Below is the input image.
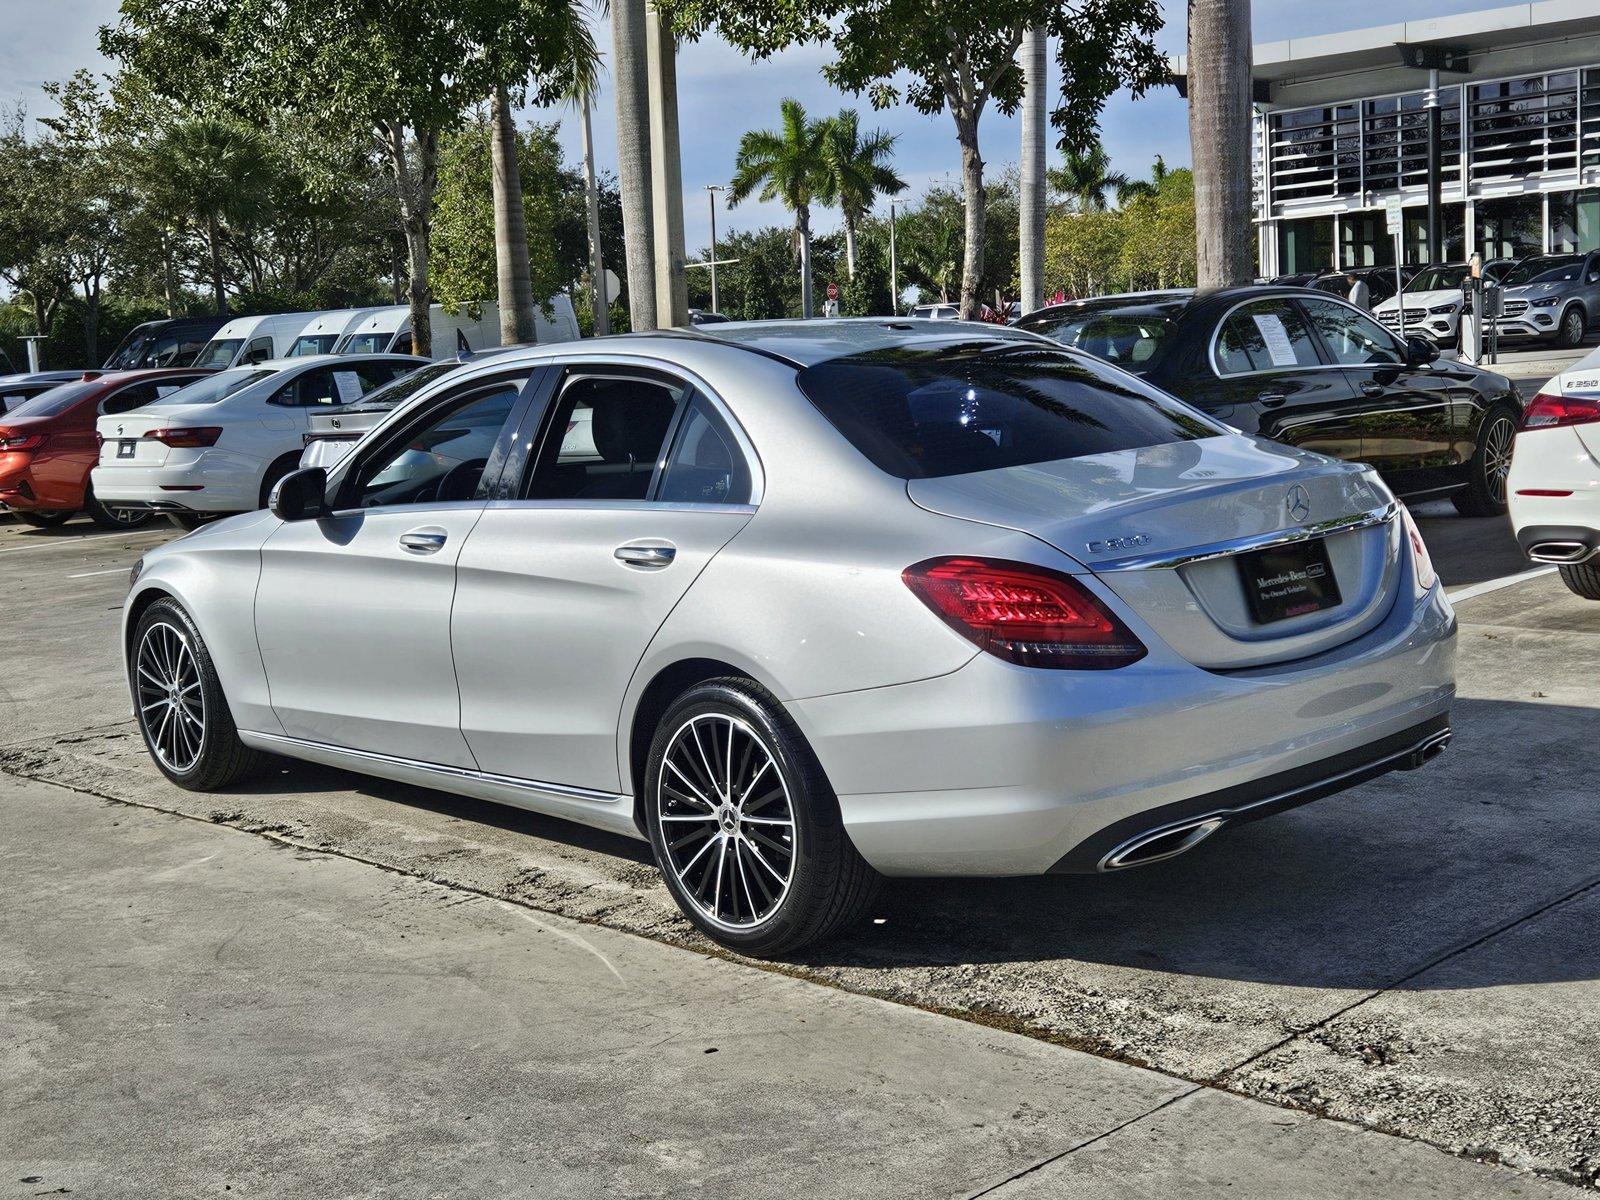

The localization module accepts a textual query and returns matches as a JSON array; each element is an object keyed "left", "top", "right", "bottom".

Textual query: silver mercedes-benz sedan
[{"left": 122, "top": 320, "right": 1457, "bottom": 954}]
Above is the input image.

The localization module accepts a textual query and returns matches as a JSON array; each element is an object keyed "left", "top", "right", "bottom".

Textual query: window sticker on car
[
  {"left": 1252, "top": 314, "right": 1299, "bottom": 368},
  {"left": 332, "top": 371, "right": 363, "bottom": 404}
]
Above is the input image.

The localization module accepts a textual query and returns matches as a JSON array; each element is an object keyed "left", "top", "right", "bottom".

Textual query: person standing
[{"left": 1346, "top": 272, "right": 1372, "bottom": 311}]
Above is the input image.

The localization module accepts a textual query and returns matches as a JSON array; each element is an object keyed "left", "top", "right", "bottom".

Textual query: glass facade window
[
  {"left": 1279, "top": 216, "right": 1334, "bottom": 273},
  {"left": 1340, "top": 212, "right": 1395, "bottom": 268},
  {"left": 1476, "top": 194, "right": 1544, "bottom": 259},
  {"left": 1550, "top": 189, "right": 1600, "bottom": 254},
  {"left": 1269, "top": 105, "right": 1361, "bottom": 204},
  {"left": 1402, "top": 204, "right": 1465, "bottom": 264},
  {"left": 1469, "top": 73, "right": 1580, "bottom": 185}
]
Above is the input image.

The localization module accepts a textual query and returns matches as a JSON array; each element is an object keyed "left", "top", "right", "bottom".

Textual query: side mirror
[
  {"left": 270, "top": 467, "right": 329, "bottom": 521},
  {"left": 1405, "top": 335, "right": 1439, "bottom": 366}
]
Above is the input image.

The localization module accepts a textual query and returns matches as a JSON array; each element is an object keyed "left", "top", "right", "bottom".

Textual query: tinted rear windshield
[
  {"left": 1014, "top": 312, "right": 1172, "bottom": 369},
  {"left": 795, "top": 344, "right": 1221, "bottom": 480},
  {"left": 5, "top": 382, "right": 98, "bottom": 419}
]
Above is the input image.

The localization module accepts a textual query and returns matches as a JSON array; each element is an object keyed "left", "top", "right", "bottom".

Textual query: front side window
[
  {"left": 1300, "top": 298, "right": 1404, "bottom": 366},
  {"left": 1214, "top": 300, "right": 1322, "bottom": 375},
  {"left": 658, "top": 395, "right": 751, "bottom": 505},
  {"left": 243, "top": 337, "right": 275, "bottom": 365},
  {"left": 352, "top": 378, "right": 525, "bottom": 509},
  {"left": 796, "top": 343, "right": 1221, "bottom": 481},
  {"left": 525, "top": 375, "right": 686, "bottom": 501}
]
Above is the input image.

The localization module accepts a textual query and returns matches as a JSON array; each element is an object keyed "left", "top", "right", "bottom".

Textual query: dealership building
[{"left": 1239, "top": 2, "right": 1600, "bottom": 276}]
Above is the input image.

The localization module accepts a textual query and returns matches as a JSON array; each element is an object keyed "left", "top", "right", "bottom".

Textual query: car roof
[
  {"left": 254, "top": 353, "right": 427, "bottom": 370},
  {"left": 680, "top": 318, "right": 1048, "bottom": 367}
]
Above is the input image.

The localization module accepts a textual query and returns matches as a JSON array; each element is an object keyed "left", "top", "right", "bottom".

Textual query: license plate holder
[
  {"left": 117, "top": 440, "right": 136, "bottom": 459},
  {"left": 1237, "top": 538, "right": 1342, "bottom": 624}
]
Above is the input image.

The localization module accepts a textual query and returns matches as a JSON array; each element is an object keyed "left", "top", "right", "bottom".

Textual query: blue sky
[{"left": 6, "top": 0, "right": 1504, "bottom": 253}]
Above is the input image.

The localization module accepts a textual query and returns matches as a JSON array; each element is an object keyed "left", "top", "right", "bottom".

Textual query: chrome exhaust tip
[
  {"left": 1527, "top": 541, "right": 1593, "bottom": 564},
  {"left": 1099, "top": 816, "right": 1227, "bottom": 872},
  {"left": 1399, "top": 728, "right": 1452, "bottom": 771}
]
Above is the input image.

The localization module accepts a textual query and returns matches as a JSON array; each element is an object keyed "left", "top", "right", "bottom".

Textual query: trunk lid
[
  {"left": 94, "top": 404, "right": 217, "bottom": 468},
  {"left": 908, "top": 434, "right": 1402, "bottom": 669}
]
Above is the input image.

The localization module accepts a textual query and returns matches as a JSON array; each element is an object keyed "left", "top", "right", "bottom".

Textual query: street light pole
[
  {"left": 888, "top": 200, "right": 898, "bottom": 316},
  {"left": 706, "top": 184, "right": 726, "bottom": 314}
]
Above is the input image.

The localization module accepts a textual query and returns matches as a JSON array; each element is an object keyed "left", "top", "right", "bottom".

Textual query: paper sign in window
[
  {"left": 332, "top": 371, "right": 364, "bottom": 404},
  {"left": 1251, "top": 314, "right": 1300, "bottom": 368}
]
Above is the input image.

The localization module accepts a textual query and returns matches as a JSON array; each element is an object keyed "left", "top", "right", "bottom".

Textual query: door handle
[
  {"left": 1360, "top": 381, "right": 1385, "bottom": 397},
  {"left": 1257, "top": 392, "right": 1288, "bottom": 408},
  {"left": 399, "top": 529, "right": 448, "bottom": 554},
  {"left": 615, "top": 544, "right": 676, "bottom": 568}
]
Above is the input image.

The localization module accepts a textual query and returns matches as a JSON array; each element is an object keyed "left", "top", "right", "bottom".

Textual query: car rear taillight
[
  {"left": 1399, "top": 505, "right": 1437, "bottom": 591},
  {"left": 1522, "top": 391, "right": 1600, "bottom": 430},
  {"left": 144, "top": 427, "right": 223, "bottom": 448},
  {"left": 0, "top": 433, "right": 44, "bottom": 452},
  {"left": 902, "top": 557, "right": 1147, "bottom": 669}
]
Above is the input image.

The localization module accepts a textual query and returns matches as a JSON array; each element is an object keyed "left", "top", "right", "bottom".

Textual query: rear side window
[
  {"left": 658, "top": 395, "right": 751, "bottom": 505},
  {"left": 795, "top": 344, "right": 1221, "bottom": 481},
  {"left": 1214, "top": 300, "right": 1322, "bottom": 375}
]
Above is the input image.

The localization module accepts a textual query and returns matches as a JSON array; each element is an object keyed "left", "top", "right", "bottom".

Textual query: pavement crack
[{"left": 961, "top": 1085, "right": 1204, "bottom": 1198}]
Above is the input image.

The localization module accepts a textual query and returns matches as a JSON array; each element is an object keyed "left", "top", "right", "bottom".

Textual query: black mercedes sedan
[{"left": 1015, "top": 286, "right": 1523, "bottom": 516}]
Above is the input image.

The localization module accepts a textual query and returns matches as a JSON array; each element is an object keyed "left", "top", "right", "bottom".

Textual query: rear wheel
[
  {"left": 14, "top": 511, "right": 74, "bottom": 529},
  {"left": 86, "top": 485, "right": 152, "bottom": 530},
  {"left": 1557, "top": 305, "right": 1587, "bottom": 349},
  {"left": 1452, "top": 405, "right": 1517, "bottom": 517},
  {"left": 130, "top": 598, "right": 262, "bottom": 790},
  {"left": 167, "top": 513, "right": 209, "bottom": 531},
  {"left": 1558, "top": 562, "right": 1600, "bottom": 600},
  {"left": 644, "top": 678, "right": 879, "bottom": 957}
]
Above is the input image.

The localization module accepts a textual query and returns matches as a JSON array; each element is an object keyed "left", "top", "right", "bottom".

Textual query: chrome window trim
[
  {"left": 1092, "top": 500, "right": 1399, "bottom": 572},
  {"left": 242, "top": 730, "right": 623, "bottom": 804},
  {"left": 1207, "top": 295, "right": 1332, "bottom": 379}
]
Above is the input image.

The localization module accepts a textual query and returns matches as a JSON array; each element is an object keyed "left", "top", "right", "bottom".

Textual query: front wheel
[
  {"left": 1559, "top": 562, "right": 1600, "bottom": 600},
  {"left": 130, "top": 598, "right": 262, "bottom": 790},
  {"left": 1452, "top": 405, "right": 1517, "bottom": 517},
  {"left": 1557, "top": 305, "right": 1587, "bottom": 349},
  {"left": 644, "top": 678, "right": 879, "bottom": 957}
]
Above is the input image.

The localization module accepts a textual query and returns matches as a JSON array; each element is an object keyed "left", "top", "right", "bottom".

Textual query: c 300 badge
[{"left": 1087, "top": 532, "right": 1152, "bottom": 554}]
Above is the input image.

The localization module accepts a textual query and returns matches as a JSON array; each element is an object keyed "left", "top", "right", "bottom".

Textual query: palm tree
[
  {"left": 1188, "top": 0, "right": 1253, "bottom": 288},
  {"left": 1018, "top": 29, "right": 1047, "bottom": 313},
  {"left": 1047, "top": 143, "right": 1128, "bottom": 214},
  {"left": 818, "top": 109, "right": 905, "bottom": 279},
  {"left": 903, "top": 208, "right": 963, "bottom": 303},
  {"left": 490, "top": 84, "right": 536, "bottom": 345},
  {"left": 729, "top": 98, "right": 829, "bottom": 318},
  {"left": 144, "top": 118, "right": 273, "bottom": 315},
  {"left": 612, "top": 0, "right": 656, "bottom": 330}
]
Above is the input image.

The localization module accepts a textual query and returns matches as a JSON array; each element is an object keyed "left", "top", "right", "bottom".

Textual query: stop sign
[{"left": 826, "top": 282, "right": 839, "bottom": 301}]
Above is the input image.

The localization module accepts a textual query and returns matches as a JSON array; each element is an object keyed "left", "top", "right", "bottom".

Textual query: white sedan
[
  {"left": 91, "top": 354, "right": 424, "bottom": 528},
  {"left": 1508, "top": 349, "right": 1600, "bottom": 599}
]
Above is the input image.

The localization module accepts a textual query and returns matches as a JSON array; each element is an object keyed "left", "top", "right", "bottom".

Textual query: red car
[{"left": 0, "top": 368, "right": 212, "bottom": 529}]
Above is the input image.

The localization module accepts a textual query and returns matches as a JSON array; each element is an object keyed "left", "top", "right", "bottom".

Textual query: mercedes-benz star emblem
[{"left": 1287, "top": 484, "right": 1312, "bottom": 523}]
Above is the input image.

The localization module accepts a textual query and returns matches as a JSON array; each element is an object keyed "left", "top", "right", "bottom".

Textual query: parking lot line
[
  {"left": 1446, "top": 566, "right": 1558, "bottom": 604},
  {"left": 0, "top": 531, "right": 161, "bottom": 556},
  {"left": 67, "top": 567, "right": 131, "bottom": 579}
]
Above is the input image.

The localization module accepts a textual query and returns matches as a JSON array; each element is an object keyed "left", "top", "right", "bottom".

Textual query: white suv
[
  {"left": 91, "top": 354, "right": 424, "bottom": 528},
  {"left": 1507, "top": 347, "right": 1600, "bottom": 599}
]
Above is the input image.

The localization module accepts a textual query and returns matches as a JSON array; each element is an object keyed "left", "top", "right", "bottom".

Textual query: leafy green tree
[
  {"left": 818, "top": 109, "right": 904, "bottom": 278},
  {"left": 1044, "top": 208, "right": 1125, "bottom": 298},
  {"left": 729, "top": 98, "right": 830, "bottom": 319},
  {"left": 663, "top": 0, "right": 1168, "bottom": 320},
  {"left": 103, "top": 0, "right": 593, "bottom": 355},
  {"left": 842, "top": 224, "right": 893, "bottom": 315}
]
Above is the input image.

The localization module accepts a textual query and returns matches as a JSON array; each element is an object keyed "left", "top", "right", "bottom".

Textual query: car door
[
  {"left": 451, "top": 364, "right": 758, "bottom": 793},
  {"left": 253, "top": 368, "right": 538, "bottom": 765},
  {"left": 1298, "top": 295, "right": 1456, "bottom": 496},
  {"left": 1186, "top": 296, "right": 1364, "bottom": 458}
]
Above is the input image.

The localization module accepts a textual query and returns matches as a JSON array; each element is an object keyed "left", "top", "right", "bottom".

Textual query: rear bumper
[
  {"left": 788, "top": 571, "right": 1456, "bottom": 878},
  {"left": 90, "top": 452, "right": 258, "bottom": 513}
]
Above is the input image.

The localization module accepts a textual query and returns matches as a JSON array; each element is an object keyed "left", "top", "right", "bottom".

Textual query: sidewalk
[{"left": 1, "top": 774, "right": 1567, "bottom": 1199}]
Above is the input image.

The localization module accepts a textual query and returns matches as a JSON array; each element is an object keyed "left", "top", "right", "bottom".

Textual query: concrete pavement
[{"left": 0, "top": 774, "right": 1569, "bottom": 1199}]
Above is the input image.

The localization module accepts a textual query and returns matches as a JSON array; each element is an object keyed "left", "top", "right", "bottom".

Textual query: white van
[
  {"left": 285, "top": 308, "right": 394, "bottom": 357},
  {"left": 192, "top": 312, "right": 334, "bottom": 369},
  {"left": 334, "top": 297, "right": 581, "bottom": 358}
]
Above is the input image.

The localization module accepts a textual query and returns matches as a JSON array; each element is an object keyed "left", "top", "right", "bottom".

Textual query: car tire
[
  {"left": 258, "top": 454, "right": 302, "bottom": 510},
  {"left": 1452, "top": 404, "right": 1517, "bottom": 517},
  {"left": 644, "top": 677, "right": 879, "bottom": 957},
  {"left": 168, "top": 513, "right": 209, "bottom": 531},
  {"left": 86, "top": 485, "right": 152, "bottom": 530},
  {"left": 1557, "top": 305, "right": 1586, "bottom": 349},
  {"left": 1558, "top": 562, "right": 1600, "bottom": 601},
  {"left": 13, "top": 511, "right": 75, "bottom": 529},
  {"left": 130, "top": 597, "right": 263, "bottom": 790}
]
